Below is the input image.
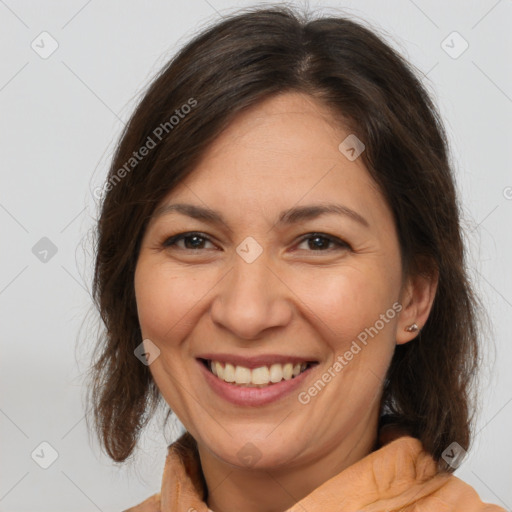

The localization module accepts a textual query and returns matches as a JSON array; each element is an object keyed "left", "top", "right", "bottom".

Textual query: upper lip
[{"left": 197, "top": 353, "right": 319, "bottom": 369}]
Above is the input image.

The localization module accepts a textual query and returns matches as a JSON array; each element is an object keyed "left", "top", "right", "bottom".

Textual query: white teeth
[
  {"left": 252, "top": 366, "right": 270, "bottom": 385},
  {"left": 282, "top": 363, "right": 293, "bottom": 380},
  {"left": 207, "top": 360, "right": 311, "bottom": 386},
  {"left": 214, "top": 361, "right": 224, "bottom": 379},
  {"left": 269, "top": 363, "right": 283, "bottom": 383},
  {"left": 223, "top": 363, "right": 236, "bottom": 382},
  {"left": 234, "top": 365, "right": 251, "bottom": 384}
]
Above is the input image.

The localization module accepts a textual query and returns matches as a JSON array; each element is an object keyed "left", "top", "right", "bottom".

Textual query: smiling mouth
[{"left": 199, "top": 358, "right": 318, "bottom": 388}]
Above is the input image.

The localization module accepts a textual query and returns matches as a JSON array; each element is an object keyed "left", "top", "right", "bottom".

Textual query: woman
[{"left": 86, "top": 5, "right": 506, "bottom": 511}]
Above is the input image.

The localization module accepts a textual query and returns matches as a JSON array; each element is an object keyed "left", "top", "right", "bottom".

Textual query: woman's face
[{"left": 135, "top": 91, "right": 416, "bottom": 470}]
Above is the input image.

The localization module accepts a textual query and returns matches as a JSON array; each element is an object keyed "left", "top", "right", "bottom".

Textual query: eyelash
[{"left": 161, "top": 231, "right": 351, "bottom": 253}]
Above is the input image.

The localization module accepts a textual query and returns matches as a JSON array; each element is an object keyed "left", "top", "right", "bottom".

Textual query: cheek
[
  {"left": 134, "top": 260, "right": 205, "bottom": 342},
  {"left": 296, "top": 266, "right": 397, "bottom": 340}
]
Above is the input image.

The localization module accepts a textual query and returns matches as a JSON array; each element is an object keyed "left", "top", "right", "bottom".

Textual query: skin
[{"left": 134, "top": 91, "right": 438, "bottom": 512}]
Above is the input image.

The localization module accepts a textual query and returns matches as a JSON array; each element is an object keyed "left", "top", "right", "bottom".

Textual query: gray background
[{"left": 0, "top": 0, "right": 511, "bottom": 510}]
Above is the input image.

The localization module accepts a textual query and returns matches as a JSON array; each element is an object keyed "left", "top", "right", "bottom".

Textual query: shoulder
[
  {"left": 122, "top": 492, "right": 161, "bottom": 512},
  {"left": 368, "top": 434, "right": 507, "bottom": 511},
  {"left": 425, "top": 474, "right": 507, "bottom": 512}
]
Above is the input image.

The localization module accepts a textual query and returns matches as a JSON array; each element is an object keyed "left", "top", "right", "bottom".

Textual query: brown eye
[
  {"left": 295, "top": 233, "right": 351, "bottom": 252},
  {"left": 163, "top": 232, "right": 215, "bottom": 250}
]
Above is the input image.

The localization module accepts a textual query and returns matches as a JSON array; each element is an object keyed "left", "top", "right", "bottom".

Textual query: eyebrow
[{"left": 152, "top": 202, "right": 370, "bottom": 230}]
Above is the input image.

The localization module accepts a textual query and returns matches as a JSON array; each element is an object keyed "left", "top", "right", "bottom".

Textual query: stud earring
[{"left": 404, "top": 323, "right": 419, "bottom": 332}]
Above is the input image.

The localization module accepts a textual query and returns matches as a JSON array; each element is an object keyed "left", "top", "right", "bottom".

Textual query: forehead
[
  {"left": 159, "top": 92, "right": 388, "bottom": 230},
  {"left": 197, "top": 92, "right": 358, "bottom": 174}
]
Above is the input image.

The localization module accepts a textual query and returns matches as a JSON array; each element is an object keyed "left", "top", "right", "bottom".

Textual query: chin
[{"left": 205, "top": 433, "right": 308, "bottom": 471}]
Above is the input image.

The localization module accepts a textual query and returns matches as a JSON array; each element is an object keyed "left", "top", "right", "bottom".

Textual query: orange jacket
[{"left": 124, "top": 431, "right": 506, "bottom": 512}]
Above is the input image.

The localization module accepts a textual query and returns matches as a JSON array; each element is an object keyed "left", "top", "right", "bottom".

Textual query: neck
[{"left": 197, "top": 415, "right": 379, "bottom": 512}]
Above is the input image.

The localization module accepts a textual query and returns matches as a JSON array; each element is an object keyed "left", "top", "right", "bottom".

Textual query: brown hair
[{"left": 85, "top": 4, "right": 481, "bottom": 471}]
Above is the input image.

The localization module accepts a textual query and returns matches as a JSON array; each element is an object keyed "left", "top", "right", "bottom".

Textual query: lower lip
[{"left": 197, "top": 359, "right": 316, "bottom": 407}]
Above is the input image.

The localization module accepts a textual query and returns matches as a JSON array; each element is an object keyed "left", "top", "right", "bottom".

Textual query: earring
[{"left": 404, "top": 323, "right": 419, "bottom": 333}]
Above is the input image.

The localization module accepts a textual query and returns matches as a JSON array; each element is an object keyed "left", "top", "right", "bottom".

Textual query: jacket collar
[
  {"left": 155, "top": 428, "right": 503, "bottom": 512},
  {"left": 159, "top": 428, "right": 437, "bottom": 512}
]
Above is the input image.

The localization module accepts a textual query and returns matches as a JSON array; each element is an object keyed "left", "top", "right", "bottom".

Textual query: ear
[{"left": 395, "top": 266, "right": 439, "bottom": 345}]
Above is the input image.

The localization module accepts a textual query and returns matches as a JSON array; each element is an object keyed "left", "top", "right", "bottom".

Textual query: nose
[{"left": 210, "top": 253, "right": 293, "bottom": 340}]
